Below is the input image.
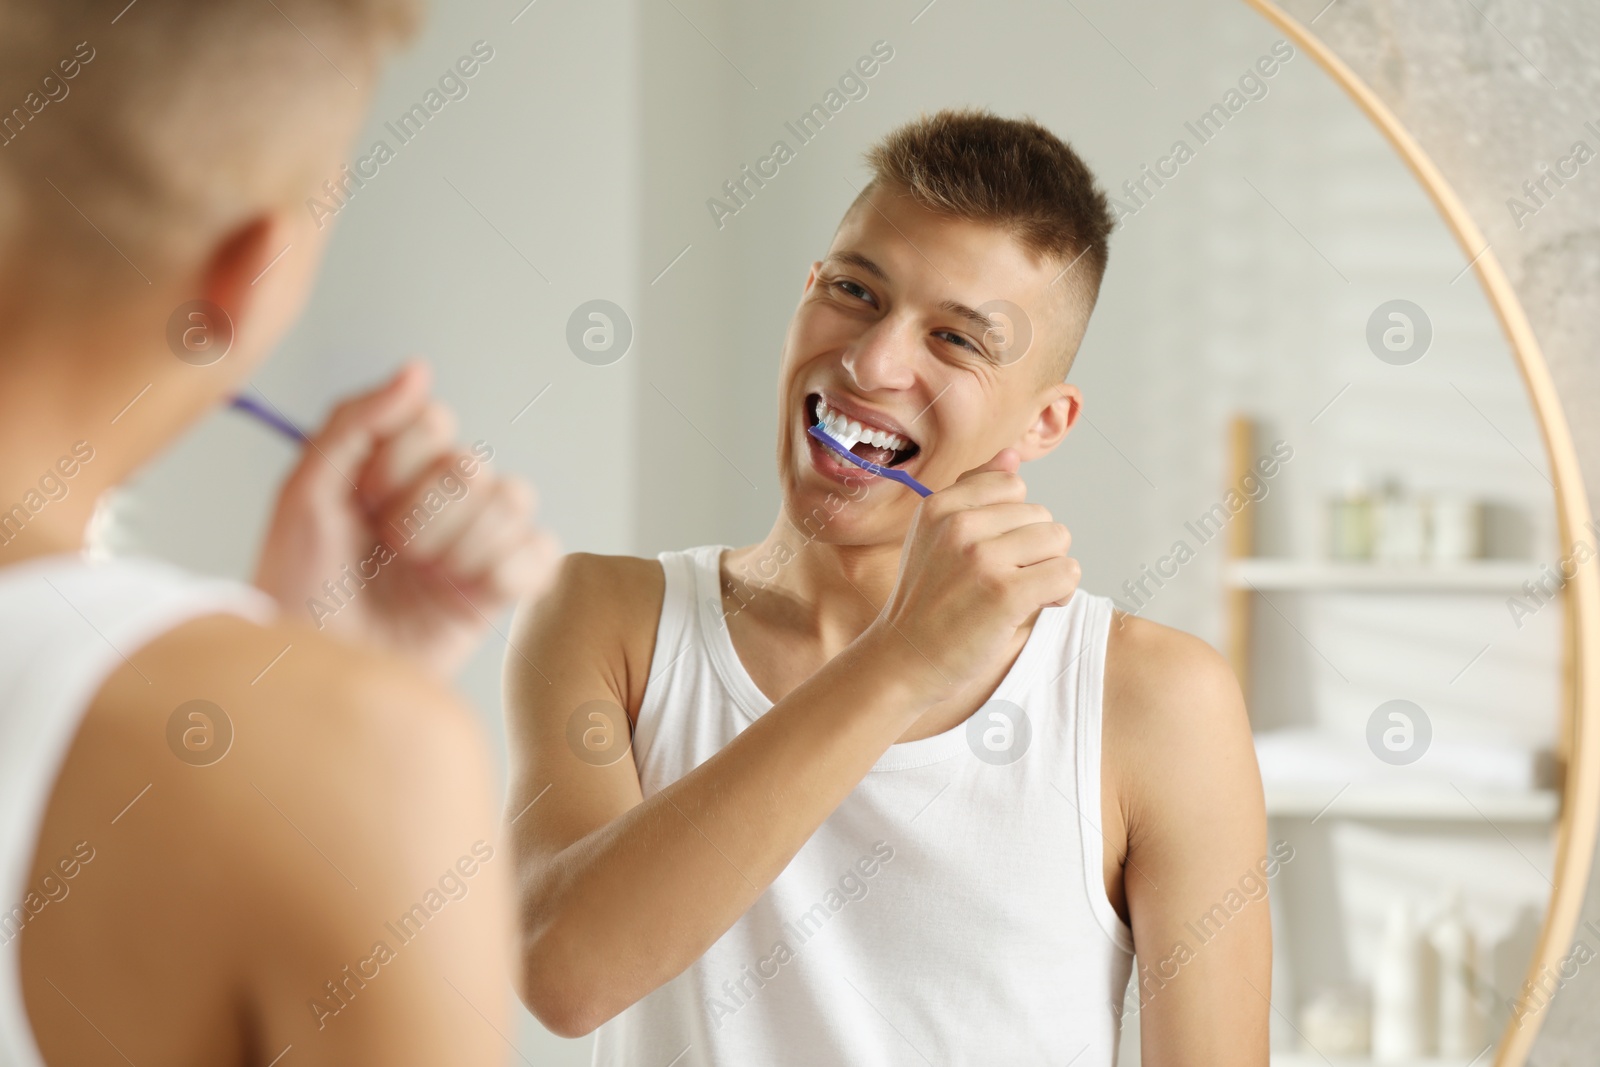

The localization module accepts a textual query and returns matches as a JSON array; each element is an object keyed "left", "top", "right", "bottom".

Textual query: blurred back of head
[{"left": 0, "top": 0, "right": 421, "bottom": 298}]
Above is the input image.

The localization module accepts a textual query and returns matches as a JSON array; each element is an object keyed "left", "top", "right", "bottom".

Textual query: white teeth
[{"left": 813, "top": 397, "right": 912, "bottom": 454}]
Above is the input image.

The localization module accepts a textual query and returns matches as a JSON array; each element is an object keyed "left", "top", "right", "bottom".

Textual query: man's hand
[
  {"left": 253, "top": 360, "right": 560, "bottom": 679},
  {"left": 870, "top": 447, "right": 1080, "bottom": 699}
]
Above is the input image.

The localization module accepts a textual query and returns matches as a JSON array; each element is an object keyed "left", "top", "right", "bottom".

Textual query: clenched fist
[{"left": 870, "top": 448, "right": 1079, "bottom": 700}]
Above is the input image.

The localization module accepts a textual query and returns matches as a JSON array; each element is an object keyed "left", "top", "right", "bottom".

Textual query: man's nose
[{"left": 841, "top": 317, "right": 917, "bottom": 392}]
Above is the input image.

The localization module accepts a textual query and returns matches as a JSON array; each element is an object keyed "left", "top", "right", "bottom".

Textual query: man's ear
[
  {"left": 198, "top": 215, "right": 285, "bottom": 331},
  {"left": 1015, "top": 382, "right": 1081, "bottom": 461}
]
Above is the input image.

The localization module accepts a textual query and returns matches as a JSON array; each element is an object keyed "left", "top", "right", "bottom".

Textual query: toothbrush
[
  {"left": 230, "top": 394, "right": 308, "bottom": 443},
  {"left": 808, "top": 423, "right": 932, "bottom": 497}
]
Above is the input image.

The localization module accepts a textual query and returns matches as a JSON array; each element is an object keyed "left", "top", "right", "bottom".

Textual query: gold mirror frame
[{"left": 1240, "top": 3, "right": 1600, "bottom": 1063}]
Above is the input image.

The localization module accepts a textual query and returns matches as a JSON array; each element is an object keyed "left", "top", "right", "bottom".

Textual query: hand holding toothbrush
[
  {"left": 864, "top": 448, "right": 1079, "bottom": 700},
  {"left": 251, "top": 360, "right": 560, "bottom": 680}
]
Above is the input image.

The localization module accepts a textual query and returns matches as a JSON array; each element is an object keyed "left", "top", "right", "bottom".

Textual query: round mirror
[
  {"left": 629, "top": 1, "right": 1587, "bottom": 1063},
  {"left": 90, "top": 0, "right": 1579, "bottom": 1062}
]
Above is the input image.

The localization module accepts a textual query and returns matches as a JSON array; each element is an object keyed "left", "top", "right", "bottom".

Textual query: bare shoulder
[
  {"left": 24, "top": 613, "right": 507, "bottom": 1065},
  {"left": 115, "top": 611, "right": 481, "bottom": 768},
  {"left": 1103, "top": 611, "right": 1245, "bottom": 728},
  {"left": 1102, "top": 611, "right": 1260, "bottom": 830},
  {"left": 505, "top": 551, "right": 666, "bottom": 716},
  {"left": 522, "top": 551, "right": 664, "bottom": 622},
  {"left": 45, "top": 611, "right": 495, "bottom": 871}
]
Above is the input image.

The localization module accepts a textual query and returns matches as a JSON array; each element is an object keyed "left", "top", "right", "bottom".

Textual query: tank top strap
[
  {"left": 631, "top": 545, "right": 722, "bottom": 769},
  {"left": 1053, "top": 591, "right": 1132, "bottom": 952}
]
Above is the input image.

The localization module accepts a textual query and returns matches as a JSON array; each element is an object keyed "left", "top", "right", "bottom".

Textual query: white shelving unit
[
  {"left": 1217, "top": 415, "right": 1565, "bottom": 1066},
  {"left": 1231, "top": 548, "right": 1560, "bottom": 831}
]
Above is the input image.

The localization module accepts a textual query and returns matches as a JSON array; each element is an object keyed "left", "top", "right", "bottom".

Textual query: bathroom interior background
[{"left": 108, "top": 0, "right": 1559, "bottom": 1059}]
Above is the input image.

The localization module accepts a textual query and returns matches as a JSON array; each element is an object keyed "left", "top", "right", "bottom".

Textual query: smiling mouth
[{"left": 806, "top": 393, "right": 921, "bottom": 469}]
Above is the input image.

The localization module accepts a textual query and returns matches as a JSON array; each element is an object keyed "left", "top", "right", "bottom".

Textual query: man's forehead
[{"left": 828, "top": 196, "right": 1054, "bottom": 296}]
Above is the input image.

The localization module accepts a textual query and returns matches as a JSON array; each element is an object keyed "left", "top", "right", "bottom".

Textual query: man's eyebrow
[
  {"left": 824, "top": 250, "right": 890, "bottom": 282},
  {"left": 939, "top": 299, "right": 998, "bottom": 340},
  {"left": 827, "top": 251, "right": 999, "bottom": 345}
]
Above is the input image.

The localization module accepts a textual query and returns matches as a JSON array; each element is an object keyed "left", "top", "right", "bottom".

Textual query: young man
[
  {"left": 506, "top": 110, "right": 1270, "bottom": 1064},
  {"left": 0, "top": 2, "right": 557, "bottom": 1064}
]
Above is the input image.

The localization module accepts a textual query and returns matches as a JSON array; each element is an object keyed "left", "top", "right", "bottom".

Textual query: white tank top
[
  {"left": 594, "top": 544, "right": 1134, "bottom": 1066},
  {"left": 0, "top": 552, "right": 274, "bottom": 1067}
]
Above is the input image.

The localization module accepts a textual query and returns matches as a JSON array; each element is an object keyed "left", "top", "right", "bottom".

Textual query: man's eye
[
  {"left": 832, "top": 279, "right": 871, "bottom": 302},
  {"left": 936, "top": 330, "right": 977, "bottom": 352}
]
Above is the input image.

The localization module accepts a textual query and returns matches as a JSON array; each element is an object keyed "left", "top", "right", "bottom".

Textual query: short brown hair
[
  {"left": 857, "top": 108, "right": 1113, "bottom": 380},
  {"left": 0, "top": 0, "right": 422, "bottom": 285}
]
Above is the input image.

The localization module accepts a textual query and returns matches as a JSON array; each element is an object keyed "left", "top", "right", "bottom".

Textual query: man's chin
[{"left": 781, "top": 480, "right": 906, "bottom": 544}]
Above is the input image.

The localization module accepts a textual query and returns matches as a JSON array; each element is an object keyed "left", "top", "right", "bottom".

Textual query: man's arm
[
  {"left": 504, "top": 451, "right": 1082, "bottom": 1037},
  {"left": 503, "top": 551, "right": 945, "bottom": 1037},
  {"left": 1103, "top": 615, "right": 1272, "bottom": 1065},
  {"left": 21, "top": 616, "right": 514, "bottom": 1066}
]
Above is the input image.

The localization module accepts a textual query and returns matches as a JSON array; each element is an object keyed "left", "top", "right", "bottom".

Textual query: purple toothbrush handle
[
  {"left": 229, "top": 394, "right": 308, "bottom": 443},
  {"left": 808, "top": 424, "right": 932, "bottom": 497}
]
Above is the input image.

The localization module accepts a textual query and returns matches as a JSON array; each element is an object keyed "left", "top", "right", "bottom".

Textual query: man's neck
[
  {"left": 720, "top": 509, "right": 1042, "bottom": 744},
  {"left": 0, "top": 323, "right": 183, "bottom": 566},
  {"left": 722, "top": 512, "right": 908, "bottom": 658}
]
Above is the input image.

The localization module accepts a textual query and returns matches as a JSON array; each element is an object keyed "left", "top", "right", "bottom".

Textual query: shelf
[
  {"left": 1265, "top": 781, "right": 1559, "bottom": 822},
  {"left": 1225, "top": 558, "right": 1545, "bottom": 592},
  {"left": 1273, "top": 1055, "right": 1469, "bottom": 1067}
]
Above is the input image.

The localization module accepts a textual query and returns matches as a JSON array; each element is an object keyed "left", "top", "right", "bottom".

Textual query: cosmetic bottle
[
  {"left": 1432, "top": 892, "right": 1483, "bottom": 1057},
  {"left": 1372, "top": 898, "right": 1426, "bottom": 1060},
  {"left": 1328, "top": 467, "right": 1373, "bottom": 560},
  {"left": 1373, "top": 479, "right": 1426, "bottom": 563}
]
